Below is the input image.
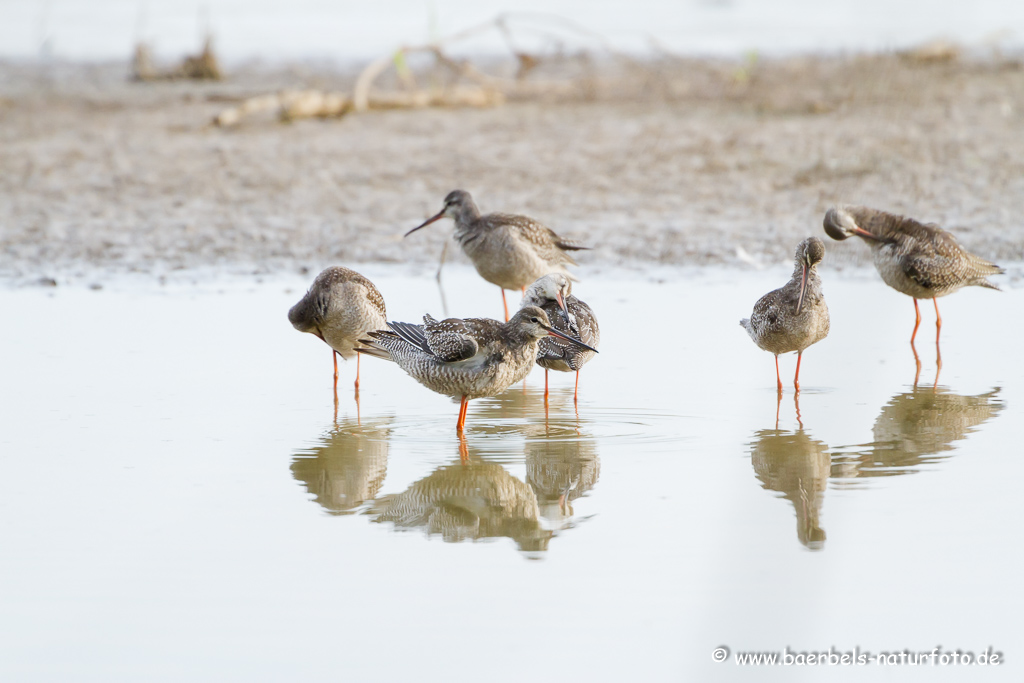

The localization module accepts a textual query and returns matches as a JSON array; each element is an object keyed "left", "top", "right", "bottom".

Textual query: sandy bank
[{"left": 2, "top": 54, "right": 1023, "bottom": 283}]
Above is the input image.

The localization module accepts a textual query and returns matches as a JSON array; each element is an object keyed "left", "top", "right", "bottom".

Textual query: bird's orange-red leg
[
  {"left": 794, "top": 351, "right": 803, "bottom": 393},
  {"left": 911, "top": 298, "right": 921, "bottom": 346},
  {"left": 544, "top": 368, "right": 549, "bottom": 402},
  {"left": 354, "top": 353, "right": 361, "bottom": 396},
  {"left": 933, "top": 297, "right": 943, "bottom": 370},
  {"left": 501, "top": 288, "right": 509, "bottom": 322},
  {"left": 574, "top": 371, "right": 580, "bottom": 403},
  {"left": 456, "top": 395, "right": 469, "bottom": 432},
  {"left": 774, "top": 355, "right": 783, "bottom": 394},
  {"left": 333, "top": 350, "right": 339, "bottom": 389}
]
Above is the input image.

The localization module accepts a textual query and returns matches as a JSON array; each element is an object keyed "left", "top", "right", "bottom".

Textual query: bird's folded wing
[{"left": 423, "top": 317, "right": 480, "bottom": 362}]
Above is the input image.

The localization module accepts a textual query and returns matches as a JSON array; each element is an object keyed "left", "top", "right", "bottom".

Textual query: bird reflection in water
[
  {"left": 292, "top": 385, "right": 599, "bottom": 553},
  {"left": 290, "top": 416, "right": 393, "bottom": 515},
  {"left": 369, "top": 459, "right": 552, "bottom": 552},
  {"left": 831, "top": 387, "right": 1003, "bottom": 481},
  {"left": 750, "top": 427, "right": 831, "bottom": 550},
  {"left": 526, "top": 434, "right": 599, "bottom": 531},
  {"left": 369, "top": 387, "right": 599, "bottom": 553}
]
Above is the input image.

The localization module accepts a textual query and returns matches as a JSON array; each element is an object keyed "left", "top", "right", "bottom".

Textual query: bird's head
[
  {"left": 522, "top": 274, "right": 572, "bottom": 325},
  {"left": 513, "top": 306, "right": 597, "bottom": 353},
  {"left": 405, "top": 190, "right": 477, "bottom": 237}
]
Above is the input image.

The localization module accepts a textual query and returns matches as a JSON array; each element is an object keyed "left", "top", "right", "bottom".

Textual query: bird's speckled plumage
[
  {"left": 357, "top": 306, "right": 569, "bottom": 400},
  {"left": 409, "top": 190, "right": 587, "bottom": 291},
  {"left": 288, "top": 266, "right": 387, "bottom": 358},
  {"left": 823, "top": 205, "right": 1003, "bottom": 299},
  {"left": 521, "top": 274, "right": 600, "bottom": 373},
  {"left": 741, "top": 237, "right": 830, "bottom": 356}
]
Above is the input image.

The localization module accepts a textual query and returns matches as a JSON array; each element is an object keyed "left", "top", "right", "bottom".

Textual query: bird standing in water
[
  {"left": 520, "top": 274, "right": 600, "bottom": 402},
  {"left": 406, "top": 190, "right": 588, "bottom": 321},
  {"left": 288, "top": 267, "right": 387, "bottom": 399},
  {"left": 823, "top": 205, "right": 1003, "bottom": 369},
  {"left": 741, "top": 237, "right": 830, "bottom": 393},
  {"left": 356, "top": 306, "right": 597, "bottom": 432}
]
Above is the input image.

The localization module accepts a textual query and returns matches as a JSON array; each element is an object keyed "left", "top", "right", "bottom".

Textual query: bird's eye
[{"left": 530, "top": 317, "right": 539, "bottom": 323}]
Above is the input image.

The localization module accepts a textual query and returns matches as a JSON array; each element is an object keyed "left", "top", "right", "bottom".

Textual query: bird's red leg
[
  {"left": 775, "top": 355, "right": 783, "bottom": 394},
  {"left": 933, "top": 297, "right": 942, "bottom": 371},
  {"left": 574, "top": 370, "right": 580, "bottom": 403},
  {"left": 911, "top": 298, "right": 921, "bottom": 346},
  {"left": 794, "top": 351, "right": 803, "bottom": 394},
  {"left": 456, "top": 395, "right": 469, "bottom": 432},
  {"left": 501, "top": 288, "right": 509, "bottom": 322},
  {"left": 775, "top": 391, "right": 782, "bottom": 430},
  {"left": 354, "top": 353, "right": 360, "bottom": 398},
  {"left": 333, "top": 350, "right": 339, "bottom": 393}
]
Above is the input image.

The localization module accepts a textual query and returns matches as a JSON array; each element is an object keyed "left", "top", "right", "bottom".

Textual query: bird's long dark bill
[
  {"left": 405, "top": 210, "right": 446, "bottom": 237},
  {"left": 796, "top": 263, "right": 808, "bottom": 315},
  {"left": 543, "top": 325, "right": 598, "bottom": 353},
  {"left": 555, "top": 291, "right": 571, "bottom": 326}
]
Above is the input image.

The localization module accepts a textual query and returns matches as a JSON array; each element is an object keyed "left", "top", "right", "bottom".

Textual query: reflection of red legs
[
  {"left": 933, "top": 297, "right": 943, "bottom": 371},
  {"left": 794, "top": 351, "right": 803, "bottom": 393},
  {"left": 456, "top": 395, "right": 469, "bottom": 432},
  {"left": 458, "top": 432, "right": 468, "bottom": 462},
  {"left": 775, "top": 390, "right": 782, "bottom": 430},
  {"left": 574, "top": 371, "right": 580, "bottom": 403},
  {"left": 774, "top": 355, "right": 783, "bottom": 394},
  {"left": 794, "top": 392, "right": 803, "bottom": 430},
  {"left": 501, "top": 288, "right": 509, "bottom": 322}
]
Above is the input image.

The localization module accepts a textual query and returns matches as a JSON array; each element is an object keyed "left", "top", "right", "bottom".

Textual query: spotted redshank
[
  {"left": 288, "top": 266, "right": 387, "bottom": 398},
  {"left": 823, "top": 205, "right": 1003, "bottom": 369},
  {"left": 741, "top": 237, "right": 830, "bottom": 393},
  {"left": 520, "top": 274, "right": 600, "bottom": 402},
  {"left": 356, "top": 306, "right": 597, "bottom": 431},
  {"left": 405, "top": 190, "right": 588, "bottom": 321}
]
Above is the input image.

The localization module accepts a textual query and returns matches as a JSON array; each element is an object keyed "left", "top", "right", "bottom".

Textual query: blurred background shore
[{"left": 2, "top": 1, "right": 1023, "bottom": 283}]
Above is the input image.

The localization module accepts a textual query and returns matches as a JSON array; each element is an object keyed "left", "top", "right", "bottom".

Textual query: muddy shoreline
[{"left": 2, "top": 54, "right": 1023, "bottom": 283}]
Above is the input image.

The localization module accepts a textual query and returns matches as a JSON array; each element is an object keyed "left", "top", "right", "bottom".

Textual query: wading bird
[
  {"left": 406, "top": 190, "right": 587, "bottom": 321},
  {"left": 288, "top": 267, "right": 387, "bottom": 398},
  {"left": 823, "top": 205, "right": 1003, "bottom": 368},
  {"left": 741, "top": 237, "right": 830, "bottom": 393},
  {"left": 520, "top": 274, "right": 600, "bottom": 402},
  {"left": 356, "top": 306, "right": 596, "bottom": 432}
]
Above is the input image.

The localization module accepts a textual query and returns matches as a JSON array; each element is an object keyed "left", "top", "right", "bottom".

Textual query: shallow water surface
[{"left": 1, "top": 265, "right": 1022, "bottom": 681}]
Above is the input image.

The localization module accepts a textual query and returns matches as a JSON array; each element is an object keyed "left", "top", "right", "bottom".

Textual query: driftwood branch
[{"left": 213, "top": 13, "right": 628, "bottom": 126}]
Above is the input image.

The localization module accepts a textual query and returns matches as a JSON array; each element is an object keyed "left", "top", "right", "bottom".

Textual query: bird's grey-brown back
[
  {"left": 288, "top": 266, "right": 387, "bottom": 358},
  {"left": 824, "top": 204, "right": 1003, "bottom": 297},
  {"left": 741, "top": 237, "right": 830, "bottom": 355},
  {"left": 358, "top": 307, "right": 560, "bottom": 399},
  {"left": 522, "top": 274, "right": 600, "bottom": 372}
]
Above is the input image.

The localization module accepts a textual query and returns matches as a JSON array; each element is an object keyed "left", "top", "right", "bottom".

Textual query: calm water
[
  {"left": 1, "top": 265, "right": 1022, "bottom": 681},
  {"left": 4, "top": 0, "right": 1024, "bottom": 61}
]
